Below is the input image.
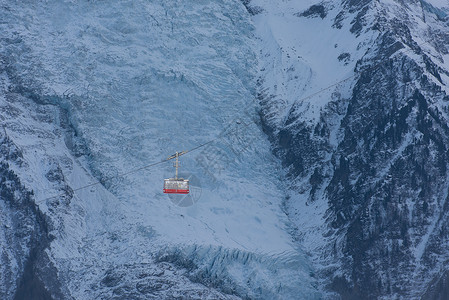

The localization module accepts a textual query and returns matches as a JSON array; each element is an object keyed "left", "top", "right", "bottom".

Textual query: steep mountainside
[
  {"left": 3, "top": 0, "right": 449, "bottom": 299},
  {"left": 0, "top": 0, "right": 319, "bottom": 299},
  {"left": 253, "top": 0, "right": 449, "bottom": 298}
]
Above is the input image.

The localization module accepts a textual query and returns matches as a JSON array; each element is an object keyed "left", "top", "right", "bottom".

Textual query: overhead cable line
[
  {"left": 37, "top": 39, "right": 431, "bottom": 203},
  {"left": 38, "top": 139, "right": 217, "bottom": 203},
  {"left": 288, "top": 39, "right": 430, "bottom": 106}
]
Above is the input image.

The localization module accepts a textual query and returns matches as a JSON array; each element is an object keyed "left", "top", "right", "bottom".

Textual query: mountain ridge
[{"left": 254, "top": 0, "right": 449, "bottom": 298}]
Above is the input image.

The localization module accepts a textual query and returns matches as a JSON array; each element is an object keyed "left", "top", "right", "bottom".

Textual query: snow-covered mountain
[
  {"left": 253, "top": 0, "right": 449, "bottom": 298},
  {"left": 2, "top": 0, "right": 449, "bottom": 299},
  {"left": 0, "top": 0, "right": 319, "bottom": 299}
]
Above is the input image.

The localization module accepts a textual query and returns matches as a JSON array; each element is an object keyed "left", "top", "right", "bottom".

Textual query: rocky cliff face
[
  {"left": 0, "top": 129, "right": 62, "bottom": 299},
  {"left": 255, "top": 0, "right": 449, "bottom": 298}
]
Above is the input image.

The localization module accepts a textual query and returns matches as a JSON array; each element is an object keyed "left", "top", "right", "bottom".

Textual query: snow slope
[
  {"left": 1, "top": 0, "right": 319, "bottom": 298},
  {"left": 253, "top": 0, "right": 378, "bottom": 125}
]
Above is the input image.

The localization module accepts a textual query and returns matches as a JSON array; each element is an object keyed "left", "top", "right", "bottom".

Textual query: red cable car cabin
[
  {"left": 163, "top": 151, "right": 190, "bottom": 194},
  {"left": 163, "top": 178, "right": 189, "bottom": 194}
]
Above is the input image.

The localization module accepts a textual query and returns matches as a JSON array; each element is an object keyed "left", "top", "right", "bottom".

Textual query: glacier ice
[{"left": 0, "top": 0, "right": 320, "bottom": 298}]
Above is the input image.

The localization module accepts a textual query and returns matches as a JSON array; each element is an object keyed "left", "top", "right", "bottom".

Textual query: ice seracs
[{"left": 0, "top": 0, "right": 321, "bottom": 299}]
